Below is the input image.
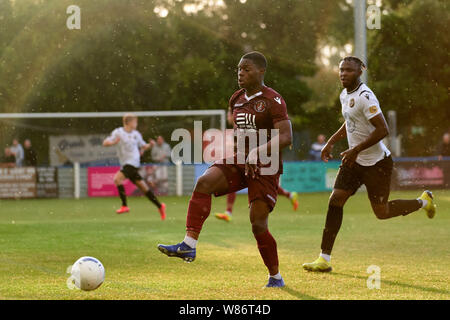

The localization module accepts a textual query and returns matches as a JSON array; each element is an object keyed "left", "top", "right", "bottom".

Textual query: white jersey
[
  {"left": 107, "top": 127, "right": 146, "bottom": 168},
  {"left": 340, "top": 83, "right": 390, "bottom": 166}
]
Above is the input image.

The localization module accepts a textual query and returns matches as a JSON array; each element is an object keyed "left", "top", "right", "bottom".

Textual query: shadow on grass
[
  {"left": 331, "top": 272, "right": 450, "bottom": 296},
  {"left": 281, "top": 286, "right": 320, "bottom": 300}
]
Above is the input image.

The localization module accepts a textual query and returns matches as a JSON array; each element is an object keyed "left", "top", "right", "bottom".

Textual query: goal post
[{"left": 0, "top": 110, "right": 227, "bottom": 132}]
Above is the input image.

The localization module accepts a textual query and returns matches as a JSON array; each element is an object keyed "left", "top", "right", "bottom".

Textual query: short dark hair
[
  {"left": 242, "top": 51, "right": 267, "bottom": 69},
  {"left": 341, "top": 56, "right": 366, "bottom": 70}
]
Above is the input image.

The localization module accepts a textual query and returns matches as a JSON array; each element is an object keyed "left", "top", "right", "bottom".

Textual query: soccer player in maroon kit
[
  {"left": 158, "top": 52, "right": 293, "bottom": 287},
  {"left": 214, "top": 111, "right": 299, "bottom": 222}
]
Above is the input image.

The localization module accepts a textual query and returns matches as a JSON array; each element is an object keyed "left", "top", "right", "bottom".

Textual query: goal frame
[{"left": 0, "top": 110, "right": 226, "bottom": 132}]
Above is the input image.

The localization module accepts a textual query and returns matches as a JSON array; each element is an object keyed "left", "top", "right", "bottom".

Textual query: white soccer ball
[{"left": 70, "top": 256, "right": 105, "bottom": 291}]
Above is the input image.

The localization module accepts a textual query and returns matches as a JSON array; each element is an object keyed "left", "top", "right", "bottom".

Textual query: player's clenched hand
[
  {"left": 245, "top": 148, "right": 259, "bottom": 179},
  {"left": 340, "top": 147, "right": 358, "bottom": 167},
  {"left": 321, "top": 143, "right": 333, "bottom": 162}
]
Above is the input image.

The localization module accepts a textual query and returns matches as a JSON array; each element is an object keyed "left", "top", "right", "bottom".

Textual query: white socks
[
  {"left": 225, "top": 210, "right": 232, "bottom": 216},
  {"left": 320, "top": 253, "right": 331, "bottom": 262},
  {"left": 418, "top": 199, "right": 428, "bottom": 208},
  {"left": 270, "top": 272, "right": 282, "bottom": 280},
  {"left": 183, "top": 235, "right": 197, "bottom": 249}
]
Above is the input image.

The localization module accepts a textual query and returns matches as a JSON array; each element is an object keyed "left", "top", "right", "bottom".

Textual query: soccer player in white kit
[
  {"left": 103, "top": 113, "right": 166, "bottom": 220},
  {"left": 302, "top": 56, "right": 436, "bottom": 272}
]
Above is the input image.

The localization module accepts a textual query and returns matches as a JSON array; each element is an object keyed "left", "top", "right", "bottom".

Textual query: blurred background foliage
[{"left": 0, "top": 0, "right": 448, "bottom": 162}]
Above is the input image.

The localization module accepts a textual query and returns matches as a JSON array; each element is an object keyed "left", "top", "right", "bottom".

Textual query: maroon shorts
[{"left": 211, "top": 160, "right": 280, "bottom": 212}]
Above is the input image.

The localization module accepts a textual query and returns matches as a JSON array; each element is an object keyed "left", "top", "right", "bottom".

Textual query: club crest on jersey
[
  {"left": 349, "top": 98, "right": 355, "bottom": 108},
  {"left": 254, "top": 100, "right": 266, "bottom": 112},
  {"left": 369, "top": 105, "right": 378, "bottom": 114}
]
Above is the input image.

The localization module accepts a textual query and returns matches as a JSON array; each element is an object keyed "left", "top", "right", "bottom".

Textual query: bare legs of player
[
  {"left": 321, "top": 188, "right": 423, "bottom": 257},
  {"left": 113, "top": 170, "right": 154, "bottom": 195},
  {"left": 114, "top": 171, "right": 128, "bottom": 208},
  {"left": 113, "top": 171, "right": 126, "bottom": 186},
  {"left": 113, "top": 170, "right": 163, "bottom": 213}
]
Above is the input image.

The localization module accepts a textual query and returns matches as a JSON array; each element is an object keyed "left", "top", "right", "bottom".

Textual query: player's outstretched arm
[
  {"left": 103, "top": 136, "right": 120, "bottom": 147},
  {"left": 328, "top": 122, "right": 347, "bottom": 145},
  {"left": 321, "top": 123, "right": 347, "bottom": 162},
  {"left": 141, "top": 143, "right": 152, "bottom": 152},
  {"left": 341, "top": 114, "right": 389, "bottom": 167}
]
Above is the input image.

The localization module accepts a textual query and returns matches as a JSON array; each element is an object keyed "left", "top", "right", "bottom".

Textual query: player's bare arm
[
  {"left": 140, "top": 142, "right": 152, "bottom": 152},
  {"left": 245, "top": 119, "right": 292, "bottom": 179},
  {"left": 321, "top": 122, "right": 347, "bottom": 162},
  {"left": 227, "top": 109, "right": 234, "bottom": 125},
  {"left": 103, "top": 136, "right": 120, "bottom": 147},
  {"left": 341, "top": 113, "right": 389, "bottom": 167}
]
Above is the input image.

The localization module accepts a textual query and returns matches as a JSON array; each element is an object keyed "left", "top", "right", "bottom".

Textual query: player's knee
[
  {"left": 374, "top": 212, "right": 389, "bottom": 220},
  {"left": 251, "top": 220, "right": 267, "bottom": 235},
  {"left": 329, "top": 194, "right": 346, "bottom": 207},
  {"left": 194, "top": 176, "right": 214, "bottom": 194},
  {"left": 373, "top": 205, "right": 389, "bottom": 220},
  {"left": 113, "top": 177, "right": 122, "bottom": 186},
  {"left": 135, "top": 181, "right": 147, "bottom": 192}
]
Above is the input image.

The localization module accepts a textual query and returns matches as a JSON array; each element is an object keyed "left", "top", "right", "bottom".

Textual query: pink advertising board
[{"left": 88, "top": 166, "right": 137, "bottom": 197}]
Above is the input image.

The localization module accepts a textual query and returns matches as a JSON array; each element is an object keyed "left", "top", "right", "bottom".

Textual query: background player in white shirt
[
  {"left": 103, "top": 113, "right": 166, "bottom": 220},
  {"left": 302, "top": 56, "right": 436, "bottom": 272}
]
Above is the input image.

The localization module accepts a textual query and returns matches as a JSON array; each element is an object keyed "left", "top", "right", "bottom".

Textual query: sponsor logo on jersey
[
  {"left": 349, "top": 98, "right": 355, "bottom": 108},
  {"left": 254, "top": 100, "right": 266, "bottom": 112},
  {"left": 236, "top": 112, "right": 256, "bottom": 129}
]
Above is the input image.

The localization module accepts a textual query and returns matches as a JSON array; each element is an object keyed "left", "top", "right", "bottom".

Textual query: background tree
[
  {"left": 0, "top": 0, "right": 448, "bottom": 162},
  {"left": 369, "top": 0, "right": 450, "bottom": 156}
]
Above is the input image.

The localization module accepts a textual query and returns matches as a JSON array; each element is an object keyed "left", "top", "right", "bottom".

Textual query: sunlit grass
[{"left": 0, "top": 190, "right": 448, "bottom": 300}]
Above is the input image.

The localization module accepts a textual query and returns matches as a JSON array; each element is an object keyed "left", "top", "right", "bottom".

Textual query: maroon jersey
[{"left": 228, "top": 85, "right": 289, "bottom": 174}]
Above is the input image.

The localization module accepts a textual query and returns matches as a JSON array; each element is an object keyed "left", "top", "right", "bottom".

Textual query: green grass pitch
[{"left": 0, "top": 190, "right": 449, "bottom": 300}]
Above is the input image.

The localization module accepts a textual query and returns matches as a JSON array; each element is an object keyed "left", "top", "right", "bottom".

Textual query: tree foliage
[
  {"left": 0, "top": 0, "right": 448, "bottom": 159},
  {"left": 369, "top": 0, "right": 449, "bottom": 155}
]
